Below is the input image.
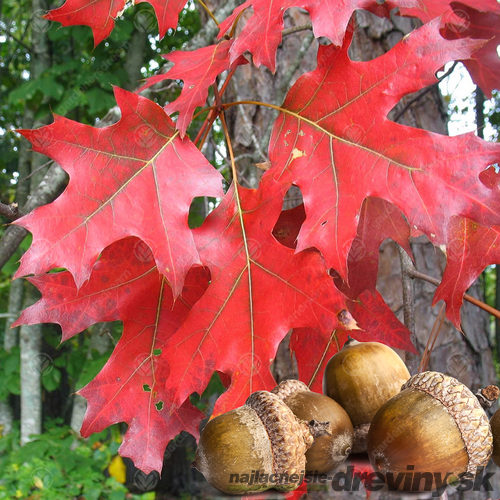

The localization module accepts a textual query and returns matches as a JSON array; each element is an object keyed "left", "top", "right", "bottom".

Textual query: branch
[
  {"left": 196, "top": 0, "right": 219, "bottom": 26},
  {"left": 393, "top": 62, "right": 458, "bottom": 123},
  {"left": 0, "top": 202, "right": 23, "bottom": 221},
  {"left": 0, "top": 163, "right": 68, "bottom": 270},
  {"left": 407, "top": 268, "right": 500, "bottom": 322},
  {"left": 282, "top": 23, "right": 313, "bottom": 37},
  {"left": 0, "top": 25, "right": 33, "bottom": 52}
]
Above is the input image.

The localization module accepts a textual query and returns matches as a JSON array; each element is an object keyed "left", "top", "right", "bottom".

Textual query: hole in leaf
[
  {"left": 143, "top": 384, "right": 151, "bottom": 392},
  {"left": 188, "top": 196, "right": 220, "bottom": 228},
  {"left": 388, "top": 85, "right": 450, "bottom": 135},
  {"left": 189, "top": 372, "right": 228, "bottom": 419},
  {"left": 155, "top": 401, "right": 164, "bottom": 411},
  {"left": 272, "top": 186, "right": 305, "bottom": 249},
  {"left": 321, "top": 220, "right": 328, "bottom": 226},
  {"left": 480, "top": 165, "right": 500, "bottom": 189},
  {"left": 153, "top": 348, "right": 162, "bottom": 356}
]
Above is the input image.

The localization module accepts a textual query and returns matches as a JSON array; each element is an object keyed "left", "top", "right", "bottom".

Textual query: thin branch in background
[
  {"left": 0, "top": 202, "right": 24, "bottom": 221},
  {"left": 227, "top": 9, "right": 247, "bottom": 39},
  {"left": 393, "top": 62, "right": 459, "bottom": 123},
  {"left": 407, "top": 268, "right": 500, "bottom": 322},
  {"left": 282, "top": 23, "right": 313, "bottom": 37},
  {"left": 398, "top": 245, "right": 419, "bottom": 375},
  {"left": 419, "top": 303, "right": 446, "bottom": 373},
  {"left": 0, "top": 25, "right": 33, "bottom": 52},
  {"left": 194, "top": 68, "right": 238, "bottom": 148},
  {"left": 196, "top": 0, "right": 219, "bottom": 26},
  {"left": 20, "top": 159, "right": 53, "bottom": 182}
]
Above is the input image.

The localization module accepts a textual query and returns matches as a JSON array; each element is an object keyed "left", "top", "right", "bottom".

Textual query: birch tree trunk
[
  {"left": 0, "top": 105, "right": 33, "bottom": 436},
  {"left": 19, "top": 0, "right": 51, "bottom": 446}
]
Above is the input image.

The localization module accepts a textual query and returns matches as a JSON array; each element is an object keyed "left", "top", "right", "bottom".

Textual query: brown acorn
[
  {"left": 192, "top": 390, "right": 329, "bottom": 494},
  {"left": 486, "top": 386, "right": 500, "bottom": 467},
  {"left": 272, "top": 379, "right": 354, "bottom": 473},
  {"left": 367, "top": 371, "right": 494, "bottom": 492},
  {"left": 323, "top": 337, "right": 410, "bottom": 452}
]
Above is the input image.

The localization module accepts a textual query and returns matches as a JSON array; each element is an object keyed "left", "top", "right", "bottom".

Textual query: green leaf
[
  {"left": 85, "top": 88, "right": 117, "bottom": 115},
  {"left": 42, "top": 367, "right": 61, "bottom": 392}
]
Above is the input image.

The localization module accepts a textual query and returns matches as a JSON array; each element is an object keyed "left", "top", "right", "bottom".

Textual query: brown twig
[
  {"left": 393, "top": 62, "right": 459, "bottom": 123},
  {"left": 20, "top": 159, "right": 53, "bottom": 182},
  {"left": 282, "top": 23, "right": 313, "bottom": 37},
  {"left": 419, "top": 303, "right": 446, "bottom": 373},
  {"left": 194, "top": 67, "right": 238, "bottom": 149},
  {"left": 0, "top": 202, "right": 24, "bottom": 221},
  {"left": 407, "top": 268, "right": 500, "bottom": 322},
  {"left": 196, "top": 0, "right": 219, "bottom": 26}
]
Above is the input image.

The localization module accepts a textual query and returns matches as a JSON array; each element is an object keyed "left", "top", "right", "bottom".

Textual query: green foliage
[
  {"left": 0, "top": 347, "right": 21, "bottom": 400},
  {"left": 0, "top": 421, "right": 152, "bottom": 500}
]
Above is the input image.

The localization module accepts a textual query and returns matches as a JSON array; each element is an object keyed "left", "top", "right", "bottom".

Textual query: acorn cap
[
  {"left": 272, "top": 379, "right": 354, "bottom": 473},
  {"left": 193, "top": 390, "right": 328, "bottom": 494},
  {"left": 271, "top": 379, "right": 309, "bottom": 400},
  {"left": 245, "top": 390, "right": 327, "bottom": 487},
  {"left": 402, "top": 371, "right": 492, "bottom": 476}
]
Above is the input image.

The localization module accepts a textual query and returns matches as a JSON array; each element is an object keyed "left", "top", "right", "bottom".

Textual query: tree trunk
[
  {"left": 18, "top": 0, "right": 51, "bottom": 446},
  {"left": 19, "top": 287, "right": 43, "bottom": 444},
  {"left": 70, "top": 323, "right": 111, "bottom": 434},
  {"left": 0, "top": 105, "right": 34, "bottom": 437}
]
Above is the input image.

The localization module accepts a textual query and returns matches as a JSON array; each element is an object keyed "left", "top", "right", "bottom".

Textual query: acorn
[
  {"left": 323, "top": 338, "right": 410, "bottom": 452},
  {"left": 192, "top": 390, "right": 330, "bottom": 494},
  {"left": 483, "top": 386, "right": 500, "bottom": 467},
  {"left": 272, "top": 379, "right": 354, "bottom": 473},
  {"left": 367, "top": 371, "right": 494, "bottom": 492}
]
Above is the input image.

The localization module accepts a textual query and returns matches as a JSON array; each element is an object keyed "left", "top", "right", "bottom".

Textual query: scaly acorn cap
[
  {"left": 193, "top": 390, "right": 329, "bottom": 494},
  {"left": 272, "top": 379, "right": 354, "bottom": 473},
  {"left": 271, "top": 379, "right": 309, "bottom": 401},
  {"left": 401, "top": 371, "right": 492, "bottom": 477},
  {"left": 245, "top": 390, "right": 329, "bottom": 488}
]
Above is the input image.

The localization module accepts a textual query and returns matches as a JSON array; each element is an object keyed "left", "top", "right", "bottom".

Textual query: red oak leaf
[
  {"left": 163, "top": 173, "right": 354, "bottom": 417},
  {"left": 443, "top": 3, "right": 500, "bottom": 97},
  {"left": 292, "top": 289, "right": 415, "bottom": 393},
  {"left": 138, "top": 40, "right": 248, "bottom": 137},
  {"left": 136, "top": 0, "right": 187, "bottom": 39},
  {"left": 218, "top": 0, "right": 419, "bottom": 72},
  {"left": 273, "top": 198, "right": 413, "bottom": 297},
  {"left": 16, "top": 87, "right": 223, "bottom": 297},
  {"left": 44, "top": 0, "right": 126, "bottom": 47},
  {"left": 434, "top": 216, "right": 500, "bottom": 328},
  {"left": 337, "top": 197, "right": 413, "bottom": 299},
  {"left": 14, "top": 237, "right": 209, "bottom": 474},
  {"left": 45, "top": 0, "right": 187, "bottom": 46},
  {"left": 268, "top": 20, "right": 500, "bottom": 282},
  {"left": 399, "top": 0, "right": 500, "bottom": 23},
  {"left": 400, "top": 1, "right": 500, "bottom": 96}
]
